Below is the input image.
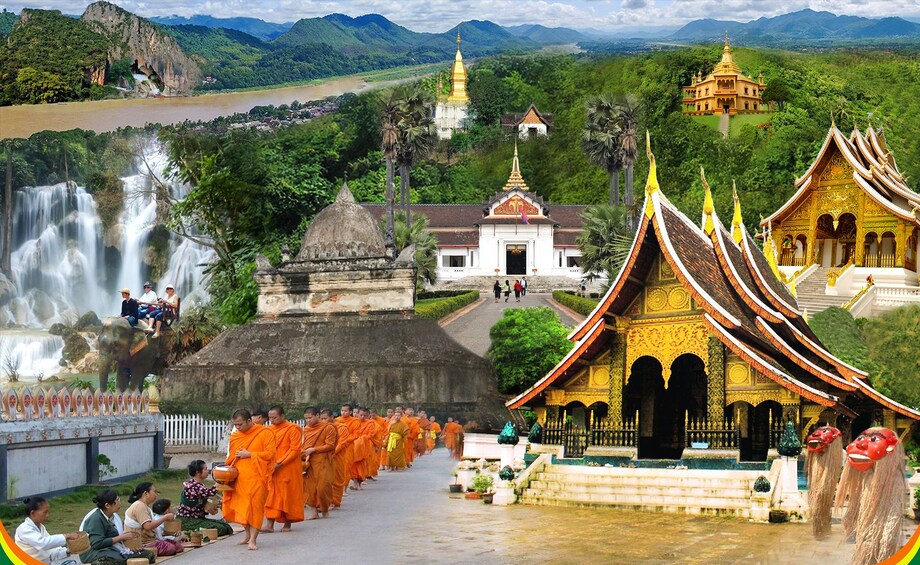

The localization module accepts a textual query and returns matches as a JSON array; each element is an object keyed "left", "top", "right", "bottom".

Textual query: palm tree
[
  {"left": 576, "top": 204, "right": 634, "bottom": 289},
  {"left": 583, "top": 95, "right": 624, "bottom": 206},
  {"left": 381, "top": 94, "right": 400, "bottom": 254},
  {"left": 393, "top": 212, "right": 438, "bottom": 292},
  {"left": 395, "top": 89, "right": 437, "bottom": 226},
  {"left": 619, "top": 101, "right": 640, "bottom": 218}
]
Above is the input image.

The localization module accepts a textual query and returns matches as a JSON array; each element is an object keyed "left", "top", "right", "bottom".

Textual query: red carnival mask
[
  {"left": 806, "top": 425, "right": 841, "bottom": 453},
  {"left": 845, "top": 427, "right": 898, "bottom": 472}
]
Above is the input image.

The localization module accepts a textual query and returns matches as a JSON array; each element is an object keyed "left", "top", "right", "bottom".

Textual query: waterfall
[
  {"left": 0, "top": 330, "right": 64, "bottom": 380},
  {"left": 2, "top": 137, "right": 213, "bottom": 382}
]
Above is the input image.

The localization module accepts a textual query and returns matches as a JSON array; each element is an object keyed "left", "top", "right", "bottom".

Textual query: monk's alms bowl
[{"left": 211, "top": 464, "right": 238, "bottom": 491}]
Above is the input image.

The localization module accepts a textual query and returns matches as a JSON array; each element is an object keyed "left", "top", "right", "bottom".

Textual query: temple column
[
  {"left": 855, "top": 223, "right": 865, "bottom": 266},
  {"left": 607, "top": 317, "right": 630, "bottom": 426},
  {"left": 706, "top": 337, "right": 725, "bottom": 424},
  {"left": 806, "top": 231, "right": 816, "bottom": 266},
  {"left": 896, "top": 223, "right": 907, "bottom": 268}
]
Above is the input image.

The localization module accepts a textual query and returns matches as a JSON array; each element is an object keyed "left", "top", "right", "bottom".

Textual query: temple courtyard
[{"left": 167, "top": 452, "right": 870, "bottom": 564}]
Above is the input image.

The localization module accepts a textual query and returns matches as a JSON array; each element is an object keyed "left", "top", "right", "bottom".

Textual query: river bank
[{"left": 0, "top": 69, "right": 425, "bottom": 139}]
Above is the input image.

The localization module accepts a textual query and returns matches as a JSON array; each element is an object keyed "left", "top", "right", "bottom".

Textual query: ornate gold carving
[
  {"left": 706, "top": 337, "right": 725, "bottom": 423},
  {"left": 788, "top": 198, "right": 811, "bottom": 222},
  {"left": 563, "top": 392, "right": 609, "bottom": 408},
  {"left": 727, "top": 363, "right": 750, "bottom": 386},
  {"left": 659, "top": 257, "right": 676, "bottom": 280},
  {"left": 493, "top": 195, "right": 538, "bottom": 216},
  {"left": 820, "top": 155, "right": 852, "bottom": 181},
  {"left": 725, "top": 388, "right": 794, "bottom": 407},
  {"left": 863, "top": 198, "right": 889, "bottom": 218},
  {"left": 566, "top": 372, "right": 589, "bottom": 388},
  {"left": 545, "top": 389, "right": 565, "bottom": 406},
  {"left": 816, "top": 189, "right": 857, "bottom": 222},
  {"left": 590, "top": 366, "right": 610, "bottom": 389},
  {"left": 667, "top": 287, "right": 691, "bottom": 310},
  {"left": 645, "top": 283, "right": 692, "bottom": 315},
  {"left": 647, "top": 287, "right": 668, "bottom": 311},
  {"left": 625, "top": 318, "right": 709, "bottom": 389}
]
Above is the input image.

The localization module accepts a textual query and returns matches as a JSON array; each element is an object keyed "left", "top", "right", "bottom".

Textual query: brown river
[{"left": 0, "top": 75, "right": 397, "bottom": 139}]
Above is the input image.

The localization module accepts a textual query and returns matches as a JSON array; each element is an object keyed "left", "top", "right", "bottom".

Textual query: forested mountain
[
  {"left": 672, "top": 9, "right": 920, "bottom": 42},
  {"left": 0, "top": 9, "right": 16, "bottom": 36},
  {"left": 149, "top": 15, "right": 294, "bottom": 41},
  {"left": 504, "top": 24, "right": 586, "bottom": 44}
]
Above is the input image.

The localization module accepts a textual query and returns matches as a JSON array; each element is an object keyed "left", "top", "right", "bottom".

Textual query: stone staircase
[
  {"left": 792, "top": 266, "right": 847, "bottom": 314},
  {"left": 519, "top": 464, "right": 761, "bottom": 517}
]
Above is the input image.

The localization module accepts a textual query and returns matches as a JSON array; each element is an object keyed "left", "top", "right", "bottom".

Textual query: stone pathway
[
  {"left": 441, "top": 292, "right": 579, "bottom": 357},
  {"left": 167, "top": 449, "right": 905, "bottom": 564},
  {"left": 720, "top": 112, "right": 730, "bottom": 137}
]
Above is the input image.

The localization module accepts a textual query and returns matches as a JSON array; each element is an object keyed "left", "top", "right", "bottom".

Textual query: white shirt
[
  {"left": 14, "top": 517, "right": 68, "bottom": 564},
  {"left": 139, "top": 290, "right": 159, "bottom": 305}
]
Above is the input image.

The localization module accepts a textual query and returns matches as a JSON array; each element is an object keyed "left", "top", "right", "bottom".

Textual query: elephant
[{"left": 97, "top": 317, "right": 161, "bottom": 391}]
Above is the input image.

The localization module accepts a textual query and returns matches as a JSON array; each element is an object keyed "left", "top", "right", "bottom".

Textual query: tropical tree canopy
[
  {"left": 391, "top": 211, "right": 438, "bottom": 292},
  {"left": 576, "top": 204, "right": 635, "bottom": 285}
]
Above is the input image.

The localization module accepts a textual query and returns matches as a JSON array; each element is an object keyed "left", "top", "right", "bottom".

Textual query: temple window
[
  {"left": 745, "top": 87, "right": 749, "bottom": 95},
  {"left": 745, "top": 103, "right": 749, "bottom": 110},
  {"left": 443, "top": 255, "right": 466, "bottom": 268},
  {"left": 567, "top": 256, "right": 582, "bottom": 268}
]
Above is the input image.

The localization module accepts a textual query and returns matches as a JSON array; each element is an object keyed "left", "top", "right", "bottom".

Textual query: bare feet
[
  {"left": 248, "top": 542, "right": 258, "bottom": 550},
  {"left": 259, "top": 529, "right": 274, "bottom": 534},
  {"left": 305, "top": 512, "right": 320, "bottom": 520},
  {"left": 237, "top": 538, "right": 250, "bottom": 546},
  {"left": 280, "top": 526, "right": 291, "bottom": 533}
]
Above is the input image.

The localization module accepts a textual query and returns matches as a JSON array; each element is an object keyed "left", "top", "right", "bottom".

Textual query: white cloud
[{"left": 0, "top": 0, "right": 917, "bottom": 31}]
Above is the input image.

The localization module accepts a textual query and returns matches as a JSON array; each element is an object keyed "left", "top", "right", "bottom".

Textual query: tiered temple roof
[
  {"left": 763, "top": 124, "right": 920, "bottom": 227},
  {"left": 508, "top": 134, "right": 920, "bottom": 421}
]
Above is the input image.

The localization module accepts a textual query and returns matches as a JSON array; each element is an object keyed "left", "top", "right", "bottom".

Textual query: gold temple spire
[
  {"left": 502, "top": 140, "right": 529, "bottom": 191},
  {"left": 644, "top": 130, "right": 659, "bottom": 218},
  {"left": 446, "top": 28, "right": 468, "bottom": 103},
  {"left": 731, "top": 180, "right": 744, "bottom": 244},
  {"left": 701, "top": 166, "right": 715, "bottom": 235}
]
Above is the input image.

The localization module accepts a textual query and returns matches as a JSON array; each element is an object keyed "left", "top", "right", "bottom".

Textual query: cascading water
[{"left": 1, "top": 136, "right": 213, "bottom": 382}]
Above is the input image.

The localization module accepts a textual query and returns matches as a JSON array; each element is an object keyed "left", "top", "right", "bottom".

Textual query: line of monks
[{"left": 221, "top": 404, "right": 465, "bottom": 550}]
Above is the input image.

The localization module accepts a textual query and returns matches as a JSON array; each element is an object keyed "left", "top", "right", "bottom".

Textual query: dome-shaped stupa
[{"left": 296, "top": 182, "right": 386, "bottom": 261}]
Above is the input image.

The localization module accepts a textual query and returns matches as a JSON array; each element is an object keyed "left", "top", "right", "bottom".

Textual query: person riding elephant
[{"left": 97, "top": 317, "right": 161, "bottom": 391}]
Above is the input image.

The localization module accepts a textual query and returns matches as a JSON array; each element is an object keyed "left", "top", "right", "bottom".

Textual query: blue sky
[{"left": 1, "top": 0, "right": 918, "bottom": 32}]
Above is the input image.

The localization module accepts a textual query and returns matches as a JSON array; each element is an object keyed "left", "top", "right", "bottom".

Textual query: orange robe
[
  {"left": 330, "top": 421, "right": 351, "bottom": 507},
  {"left": 302, "top": 422, "right": 337, "bottom": 512},
  {"left": 375, "top": 416, "right": 389, "bottom": 470},
  {"left": 350, "top": 418, "right": 375, "bottom": 481},
  {"left": 442, "top": 422, "right": 463, "bottom": 459},
  {"left": 428, "top": 422, "right": 441, "bottom": 452},
  {"left": 264, "top": 420, "right": 305, "bottom": 524},
  {"left": 223, "top": 424, "right": 275, "bottom": 530},
  {"left": 362, "top": 419, "right": 381, "bottom": 479},
  {"left": 336, "top": 416, "right": 362, "bottom": 487},
  {"left": 415, "top": 416, "right": 430, "bottom": 456},
  {"left": 404, "top": 416, "right": 420, "bottom": 464}
]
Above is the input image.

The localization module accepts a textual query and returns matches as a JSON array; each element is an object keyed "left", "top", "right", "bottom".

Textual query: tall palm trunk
[
  {"left": 2, "top": 143, "right": 12, "bottom": 277},
  {"left": 399, "top": 163, "right": 411, "bottom": 226},
  {"left": 385, "top": 158, "right": 396, "bottom": 254},
  {"left": 625, "top": 163, "right": 635, "bottom": 227},
  {"left": 608, "top": 167, "right": 621, "bottom": 206}
]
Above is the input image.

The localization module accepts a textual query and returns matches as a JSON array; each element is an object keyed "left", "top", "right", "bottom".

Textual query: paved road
[
  {"left": 442, "top": 292, "right": 579, "bottom": 357},
  {"left": 169, "top": 447, "right": 879, "bottom": 564}
]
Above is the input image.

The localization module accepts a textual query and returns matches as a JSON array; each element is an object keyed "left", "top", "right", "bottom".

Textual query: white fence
[{"left": 163, "top": 414, "right": 305, "bottom": 451}]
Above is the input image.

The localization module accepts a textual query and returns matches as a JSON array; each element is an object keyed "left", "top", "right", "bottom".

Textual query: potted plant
[
  {"left": 449, "top": 470, "right": 463, "bottom": 493},
  {"left": 482, "top": 490, "right": 494, "bottom": 504},
  {"left": 468, "top": 473, "right": 494, "bottom": 500}
]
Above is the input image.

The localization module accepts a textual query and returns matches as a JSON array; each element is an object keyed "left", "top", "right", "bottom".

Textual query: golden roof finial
[
  {"left": 731, "top": 180, "right": 744, "bottom": 244},
  {"left": 701, "top": 166, "right": 715, "bottom": 235},
  {"left": 502, "top": 139, "right": 529, "bottom": 191},
  {"left": 456, "top": 29, "right": 461, "bottom": 47},
  {"left": 725, "top": 31, "right": 730, "bottom": 49},
  {"left": 644, "top": 130, "right": 659, "bottom": 218}
]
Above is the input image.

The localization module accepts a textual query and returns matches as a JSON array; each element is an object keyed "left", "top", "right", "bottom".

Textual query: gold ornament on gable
[
  {"left": 726, "top": 363, "right": 751, "bottom": 386},
  {"left": 659, "top": 258, "right": 676, "bottom": 280},
  {"left": 819, "top": 155, "right": 852, "bottom": 182},
  {"left": 625, "top": 319, "right": 709, "bottom": 388},
  {"left": 589, "top": 366, "right": 611, "bottom": 389},
  {"left": 494, "top": 195, "right": 538, "bottom": 216},
  {"left": 863, "top": 198, "right": 889, "bottom": 218},
  {"left": 644, "top": 284, "right": 692, "bottom": 315}
]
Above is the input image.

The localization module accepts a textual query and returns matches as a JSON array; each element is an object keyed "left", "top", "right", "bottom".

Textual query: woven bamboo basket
[{"left": 65, "top": 532, "right": 90, "bottom": 554}]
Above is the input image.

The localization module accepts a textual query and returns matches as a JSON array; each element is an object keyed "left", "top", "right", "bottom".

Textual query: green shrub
[
  {"left": 863, "top": 305, "right": 920, "bottom": 410},
  {"left": 417, "top": 289, "right": 475, "bottom": 300},
  {"left": 809, "top": 307, "right": 878, "bottom": 374},
  {"left": 552, "top": 290, "right": 600, "bottom": 317},
  {"left": 488, "top": 307, "right": 572, "bottom": 395},
  {"left": 415, "top": 291, "right": 479, "bottom": 319}
]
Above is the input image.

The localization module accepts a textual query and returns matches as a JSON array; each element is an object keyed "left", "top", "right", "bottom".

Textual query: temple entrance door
[
  {"left": 723, "top": 105, "right": 729, "bottom": 114},
  {"left": 735, "top": 401, "right": 781, "bottom": 462},
  {"left": 506, "top": 244, "right": 526, "bottom": 275},
  {"left": 816, "top": 213, "right": 857, "bottom": 267}
]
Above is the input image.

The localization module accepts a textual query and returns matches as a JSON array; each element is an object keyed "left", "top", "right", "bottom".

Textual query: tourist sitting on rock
[
  {"left": 137, "top": 282, "right": 159, "bottom": 322},
  {"left": 124, "top": 483, "right": 184, "bottom": 557},
  {"left": 149, "top": 284, "right": 179, "bottom": 339},
  {"left": 119, "top": 289, "right": 140, "bottom": 328},
  {"left": 14, "top": 496, "right": 80, "bottom": 564},
  {"left": 176, "top": 460, "right": 234, "bottom": 537},
  {"left": 80, "top": 490, "right": 155, "bottom": 565}
]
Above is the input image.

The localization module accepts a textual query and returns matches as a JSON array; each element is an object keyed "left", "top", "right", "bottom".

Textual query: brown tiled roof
[
  {"left": 554, "top": 231, "right": 580, "bottom": 246},
  {"left": 501, "top": 103, "right": 554, "bottom": 129},
  {"left": 546, "top": 205, "right": 588, "bottom": 228},
  {"left": 479, "top": 216, "right": 557, "bottom": 225},
  {"left": 362, "top": 204, "right": 484, "bottom": 228},
  {"left": 433, "top": 230, "right": 479, "bottom": 246}
]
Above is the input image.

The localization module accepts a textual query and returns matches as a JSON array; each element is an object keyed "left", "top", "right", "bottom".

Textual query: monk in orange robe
[
  {"left": 322, "top": 408, "right": 350, "bottom": 509},
  {"left": 349, "top": 408, "right": 372, "bottom": 489},
  {"left": 360, "top": 409, "right": 382, "bottom": 480},
  {"left": 442, "top": 417, "right": 463, "bottom": 460},
  {"left": 428, "top": 415, "right": 441, "bottom": 453},
  {"left": 403, "top": 408, "right": 420, "bottom": 467},
  {"left": 223, "top": 408, "right": 276, "bottom": 551},
  {"left": 336, "top": 404, "right": 363, "bottom": 493},
  {"left": 262, "top": 406, "right": 304, "bottom": 532},
  {"left": 301, "top": 407, "right": 337, "bottom": 519},
  {"left": 372, "top": 408, "right": 390, "bottom": 473},
  {"left": 415, "top": 410, "right": 431, "bottom": 456},
  {"left": 386, "top": 409, "right": 410, "bottom": 470}
]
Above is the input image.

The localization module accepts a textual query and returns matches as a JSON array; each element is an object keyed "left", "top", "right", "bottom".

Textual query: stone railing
[
  {"left": 1, "top": 385, "right": 155, "bottom": 421},
  {"left": 865, "top": 253, "right": 897, "bottom": 268},
  {"left": 843, "top": 280, "right": 875, "bottom": 312},
  {"left": 875, "top": 286, "right": 920, "bottom": 307}
]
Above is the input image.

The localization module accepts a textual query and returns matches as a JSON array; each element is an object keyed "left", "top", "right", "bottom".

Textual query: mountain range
[{"left": 671, "top": 9, "right": 920, "bottom": 42}]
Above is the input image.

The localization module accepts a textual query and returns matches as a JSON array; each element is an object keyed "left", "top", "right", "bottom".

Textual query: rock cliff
[{"left": 81, "top": 1, "right": 201, "bottom": 95}]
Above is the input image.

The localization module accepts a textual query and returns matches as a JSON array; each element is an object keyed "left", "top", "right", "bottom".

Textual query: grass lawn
[
  {"left": 690, "top": 115, "right": 722, "bottom": 130},
  {"left": 0, "top": 469, "right": 188, "bottom": 535},
  {"left": 730, "top": 113, "right": 772, "bottom": 136}
]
